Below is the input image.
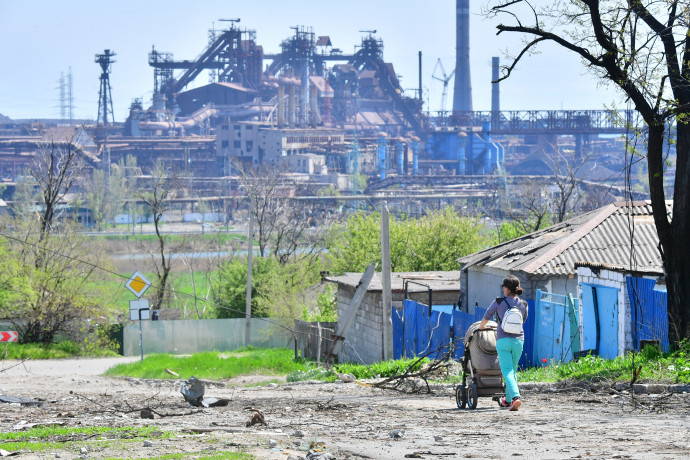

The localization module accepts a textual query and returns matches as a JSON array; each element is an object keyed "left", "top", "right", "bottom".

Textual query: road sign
[
  {"left": 0, "top": 331, "right": 18, "bottom": 342},
  {"left": 125, "top": 271, "right": 151, "bottom": 298},
  {"left": 129, "top": 299, "right": 150, "bottom": 321}
]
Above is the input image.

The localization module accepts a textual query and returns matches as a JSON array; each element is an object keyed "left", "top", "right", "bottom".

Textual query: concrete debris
[
  {"left": 307, "top": 451, "right": 334, "bottom": 460},
  {"left": 13, "top": 421, "right": 64, "bottom": 431},
  {"left": 245, "top": 408, "right": 267, "bottom": 427},
  {"left": 0, "top": 395, "right": 43, "bottom": 407},
  {"left": 80, "top": 447, "right": 88, "bottom": 454},
  {"left": 143, "top": 440, "right": 153, "bottom": 447},
  {"left": 0, "top": 449, "right": 17, "bottom": 457},
  {"left": 269, "top": 439, "right": 278, "bottom": 448},
  {"left": 180, "top": 377, "right": 229, "bottom": 407},
  {"left": 389, "top": 429, "right": 405, "bottom": 439},
  {"left": 338, "top": 373, "right": 356, "bottom": 383},
  {"left": 292, "top": 430, "right": 305, "bottom": 438}
]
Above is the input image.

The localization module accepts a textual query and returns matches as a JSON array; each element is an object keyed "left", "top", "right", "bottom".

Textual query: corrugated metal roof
[
  {"left": 459, "top": 201, "right": 669, "bottom": 276},
  {"left": 325, "top": 271, "right": 459, "bottom": 293}
]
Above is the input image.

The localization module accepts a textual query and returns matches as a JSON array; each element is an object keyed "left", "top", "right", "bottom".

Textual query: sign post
[
  {"left": 0, "top": 331, "right": 18, "bottom": 342},
  {"left": 125, "top": 271, "right": 152, "bottom": 361}
]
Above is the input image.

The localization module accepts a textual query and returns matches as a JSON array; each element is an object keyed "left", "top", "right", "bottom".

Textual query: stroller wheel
[
  {"left": 467, "top": 383, "right": 478, "bottom": 410},
  {"left": 455, "top": 385, "right": 467, "bottom": 409}
]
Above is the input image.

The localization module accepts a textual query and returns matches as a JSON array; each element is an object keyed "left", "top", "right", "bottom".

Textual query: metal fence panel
[{"left": 123, "top": 318, "right": 291, "bottom": 356}]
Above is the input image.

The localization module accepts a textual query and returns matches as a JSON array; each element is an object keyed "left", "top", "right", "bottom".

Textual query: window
[
  {"left": 221, "top": 140, "right": 229, "bottom": 148},
  {"left": 246, "top": 141, "right": 253, "bottom": 151},
  {"left": 234, "top": 141, "right": 241, "bottom": 148},
  {"left": 221, "top": 125, "right": 229, "bottom": 131}
]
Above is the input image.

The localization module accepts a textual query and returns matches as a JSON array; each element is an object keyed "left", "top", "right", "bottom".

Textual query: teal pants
[{"left": 496, "top": 337, "right": 524, "bottom": 402}]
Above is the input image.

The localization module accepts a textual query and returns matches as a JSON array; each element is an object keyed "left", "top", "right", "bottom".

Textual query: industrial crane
[{"left": 432, "top": 58, "right": 455, "bottom": 114}]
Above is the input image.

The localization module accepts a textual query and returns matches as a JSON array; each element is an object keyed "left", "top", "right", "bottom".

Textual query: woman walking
[{"left": 478, "top": 274, "right": 528, "bottom": 411}]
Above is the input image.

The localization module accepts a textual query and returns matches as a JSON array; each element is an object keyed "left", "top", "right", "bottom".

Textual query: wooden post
[
  {"left": 381, "top": 203, "right": 393, "bottom": 360},
  {"left": 245, "top": 204, "right": 254, "bottom": 346}
]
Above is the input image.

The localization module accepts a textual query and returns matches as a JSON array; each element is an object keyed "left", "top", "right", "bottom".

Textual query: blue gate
[
  {"left": 393, "top": 299, "right": 538, "bottom": 368},
  {"left": 580, "top": 284, "right": 620, "bottom": 359},
  {"left": 533, "top": 290, "right": 579, "bottom": 365},
  {"left": 626, "top": 276, "right": 669, "bottom": 351}
]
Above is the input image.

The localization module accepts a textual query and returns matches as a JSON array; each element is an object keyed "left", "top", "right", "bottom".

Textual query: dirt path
[{"left": 1, "top": 359, "right": 689, "bottom": 459}]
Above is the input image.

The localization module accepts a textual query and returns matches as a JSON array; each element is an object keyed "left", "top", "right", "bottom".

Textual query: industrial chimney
[{"left": 452, "top": 0, "right": 472, "bottom": 113}]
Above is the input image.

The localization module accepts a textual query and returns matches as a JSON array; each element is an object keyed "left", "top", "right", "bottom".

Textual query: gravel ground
[{"left": 1, "top": 358, "right": 689, "bottom": 459}]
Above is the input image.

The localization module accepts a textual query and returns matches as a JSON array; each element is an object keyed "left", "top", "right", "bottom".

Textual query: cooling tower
[{"left": 452, "top": 0, "right": 472, "bottom": 113}]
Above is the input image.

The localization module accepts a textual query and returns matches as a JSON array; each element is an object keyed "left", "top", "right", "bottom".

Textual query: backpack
[{"left": 496, "top": 297, "right": 524, "bottom": 335}]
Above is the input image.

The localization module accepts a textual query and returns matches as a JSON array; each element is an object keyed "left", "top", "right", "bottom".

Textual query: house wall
[
  {"left": 576, "top": 267, "right": 629, "bottom": 356},
  {"left": 462, "top": 266, "right": 573, "bottom": 312},
  {"left": 336, "top": 285, "right": 384, "bottom": 364}
]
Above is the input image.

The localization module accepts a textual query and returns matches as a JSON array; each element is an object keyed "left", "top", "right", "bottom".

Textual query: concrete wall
[
  {"left": 336, "top": 284, "right": 384, "bottom": 364},
  {"left": 123, "top": 318, "right": 292, "bottom": 356}
]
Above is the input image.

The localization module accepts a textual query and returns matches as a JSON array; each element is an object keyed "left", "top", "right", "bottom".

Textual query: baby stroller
[{"left": 455, "top": 320, "right": 504, "bottom": 409}]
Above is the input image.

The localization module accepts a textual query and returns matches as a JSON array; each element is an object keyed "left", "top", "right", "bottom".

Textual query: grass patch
[
  {"left": 0, "top": 425, "right": 172, "bottom": 452},
  {"left": 0, "top": 341, "right": 119, "bottom": 359},
  {"left": 104, "top": 347, "right": 309, "bottom": 380},
  {"left": 286, "top": 357, "right": 430, "bottom": 382},
  {"left": 145, "top": 451, "right": 254, "bottom": 459},
  {"left": 519, "top": 343, "right": 690, "bottom": 384}
]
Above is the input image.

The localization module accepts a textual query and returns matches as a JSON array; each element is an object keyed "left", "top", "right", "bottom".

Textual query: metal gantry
[{"left": 95, "top": 49, "right": 116, "bottom": 126}]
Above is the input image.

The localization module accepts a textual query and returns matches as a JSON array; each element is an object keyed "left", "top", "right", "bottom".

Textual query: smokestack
[
  {"left": 277, "top": 86, "right": 285, "bottom": 127},
  {"left": 288, "top": 85, "right": 296, "bottom": 128},
  {"left": 452, "top": 0, "right": 472, "bottom": 113},
  {"left": 418, "top": 51, "right": 423, "bottom": 101},
  {"left": 310, "top": 84, "right": 321, "bottom": 126},
  {"left": 491, "top": 57, "right": 500, "bottom": 113}
]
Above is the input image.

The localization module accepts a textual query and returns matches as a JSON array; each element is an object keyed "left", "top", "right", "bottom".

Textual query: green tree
[
  {"left": 212, "top": 255, "right": 323, "bottom": 328},
  {"left": 212, "top": 256, "right": 281, "bottom": 319},
  {"left": 326, "top": 206, "right": 488, "bottom": 273},
  {"left": 0, "top": 219, "right": 116, "bottom": 344},
  {"left": 488, "top": 0, "right": 690, "bottom": 344}
]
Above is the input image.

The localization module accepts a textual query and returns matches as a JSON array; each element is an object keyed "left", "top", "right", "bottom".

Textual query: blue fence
[
  {"left": 626, "top": 276, "right": 669, "bottom": 352},
  {"left": 393, "top": 300, "right": 536, "bottom": 367}
]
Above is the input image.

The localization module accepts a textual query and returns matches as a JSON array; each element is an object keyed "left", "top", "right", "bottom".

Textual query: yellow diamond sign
[{"left": 125, "top": 271, "right": 151, "bottom": 298}]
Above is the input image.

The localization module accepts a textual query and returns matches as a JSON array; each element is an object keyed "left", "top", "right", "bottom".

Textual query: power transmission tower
[{"left": 95, "top": 50, "right": 116, "bottom": 126}]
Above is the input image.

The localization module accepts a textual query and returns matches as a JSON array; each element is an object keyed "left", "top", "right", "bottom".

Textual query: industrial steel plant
[{"left": 0, "top": 1, "right": 653, "bottom": 224}]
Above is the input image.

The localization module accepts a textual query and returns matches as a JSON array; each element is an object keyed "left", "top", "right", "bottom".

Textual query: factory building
[{"left": 217, "top": 120, "right": 345, "bottom": 173}]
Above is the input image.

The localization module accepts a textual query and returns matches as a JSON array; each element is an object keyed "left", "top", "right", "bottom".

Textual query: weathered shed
[
  {"left": 458, "top": 201, "right": 667, "bottom": 313},
  {"left": 325, "top": 271, "right": 460, "bottom": 364}
]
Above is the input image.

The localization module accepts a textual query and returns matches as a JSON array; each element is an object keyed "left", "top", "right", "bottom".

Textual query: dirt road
[{"left": 1, "top": 359, "right": 689, "bottom": 459}]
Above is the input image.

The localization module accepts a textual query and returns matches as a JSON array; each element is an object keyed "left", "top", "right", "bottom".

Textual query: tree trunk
[{"left": 665, "top": 122, "right": 690, "bottom": 345}]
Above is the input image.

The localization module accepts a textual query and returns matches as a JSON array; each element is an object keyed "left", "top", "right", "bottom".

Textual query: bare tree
[
  {"left": 488, "top": 0, "right": 690, "bottom": 344},
  {"left": 32, "top": 131, "right": 87, "bottom": 243},
  {"left": 236, "top": 163, "right": 326, "bottom": 264},
  {"left": 136, "top": 162, "right": 183, "bottom": 310},
  {"left": 544, "top": 147, "right": 591, "bottom": 223},
  {"left": 505, "top": 177, "right": 551, "bottom": 235}
]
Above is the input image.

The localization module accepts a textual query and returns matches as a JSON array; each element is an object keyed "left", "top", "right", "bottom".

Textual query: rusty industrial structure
[{"left": 0, "top": 1, "right": 649, "bottom": 224}]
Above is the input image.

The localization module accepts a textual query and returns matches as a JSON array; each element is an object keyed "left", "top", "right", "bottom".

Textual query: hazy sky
[{"left": 0, "top": 0, "right": 624, "bottom": 121}]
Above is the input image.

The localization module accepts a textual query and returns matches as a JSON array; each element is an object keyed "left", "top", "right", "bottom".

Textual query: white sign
[
  {"left": 125, "top": 271, "right": 151, "bottom": 298},
  {"left": 129, "top": 299, "right": 150, "bottom": 321}
]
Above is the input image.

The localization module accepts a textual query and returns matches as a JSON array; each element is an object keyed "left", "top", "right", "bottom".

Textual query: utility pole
[
  {"left": 245, "top": 200, "right": 254, "bottom": 346},
  {"left": 381, "top": 202, "right": 393, "bottom": 360}
]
